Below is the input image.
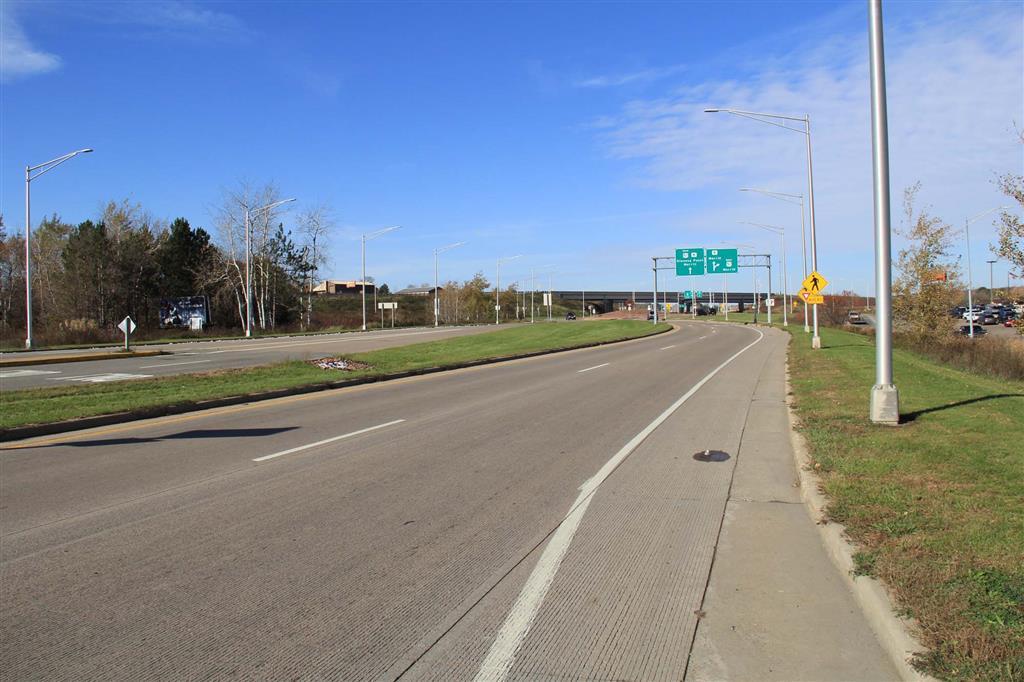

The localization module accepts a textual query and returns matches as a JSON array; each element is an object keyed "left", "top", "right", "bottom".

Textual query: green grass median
[
  {"left": 787, "top": 325, "right": 1023, "bottom": 681},
  {"left": 0, "top": 321, "right": 668, "bottom": 431}
]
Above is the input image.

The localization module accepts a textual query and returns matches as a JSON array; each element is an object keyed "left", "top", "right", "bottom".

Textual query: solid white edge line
[
  {"left": 139, "top": 356, "right": 210, "bottom": 366},
  {"left": 659, "top": 344, "right": 676, "bottom": 350},
  {"left": 252, "top": 419, "right": 406, "bottom": 462},
  {"left": 576, "top": 363, "right": 610, "bottom": 374},
  {"left": 474, "top": 327, "right": 765, "bottom": 682}
]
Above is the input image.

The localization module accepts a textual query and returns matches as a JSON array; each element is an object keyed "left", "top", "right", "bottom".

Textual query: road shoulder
[{"left": 687, "top": 328, "right": 903, "bottom": 681}]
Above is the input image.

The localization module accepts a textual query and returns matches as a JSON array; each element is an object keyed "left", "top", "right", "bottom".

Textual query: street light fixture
[
  {"left": 706, "top": 106, "right": 821, "bottom": 348},
  {"left": 24, "top": 148, "right": 93, "bottom": 349},
  {"left": 244, "top": 198, "right": 296, "bottom": 338},
  {"left": 361, "top": 226, "right": 400, "bottom": 332},
  {"left": 740, "top": 187, "right": 810, "bottom": 332},
  {"left": 962, "top": 207, "right": 1006, "bottom": 338},
  {"left": 495, "top": 254, "right": 522, "bottom": 324},
  {"left": 433, "top": 241, "right": 465, "bottom": 327},
  {"left": 740, "top": 221, "right": 789, "bottom": 327}
]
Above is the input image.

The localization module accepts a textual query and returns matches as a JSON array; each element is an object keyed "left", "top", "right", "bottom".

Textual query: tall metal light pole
[
  {"left": 987, "top": 260, "right": 997, "bottom": 302},
  {"left": 963, "top": 207, "right": 1006, "bottom": 338},
  {"left": 740, "top": 221, "right": 789, "bottom": 326},
  {"left": 23, "top": 148, "right": 93, "bottom": 349},
  {"left": 868, "top": 0, "right": 899, "bottom": 424},
  {"left": 244, "top": 198, "right": 296, "bottom": 337},
  {"left": 433, "top": 241, "right": 465, "bottom": 327},
  {"left": 495, "top": 255, "right": 522, "bottom": 324},
  {"left": 706, "top": 106, "right": 821, "bottom": 348},
  {"left": 740, "top": 188, "right": 809, "bottom": 331},
  {"left": 361, "top": 226, "right": 400, "bottom": 332}
]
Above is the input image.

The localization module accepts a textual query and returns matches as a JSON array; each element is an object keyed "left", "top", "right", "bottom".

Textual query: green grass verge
[
  {"left": 0, "top": 321, "right": 668, "bottom": 430},
  {"left": 786, "top": 324, "right": 1023, "bottom": 681}
]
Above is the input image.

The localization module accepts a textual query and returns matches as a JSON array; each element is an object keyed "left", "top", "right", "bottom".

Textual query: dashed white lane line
[
  {"left": 576, "top": 363, "right": 610, "bottom": 374},
  {"left": 139, "top": 359, "right": 212, "bottom": 369},
  {"left": 52, "top": 373, "right": 153, "bottom": 383},
  {"left": 0, "top": 369, "right": 60, "bottom": 378},
  {"left": 659, "top": 345, "right": 676, "bottom": 350},
  {"left": 474, "top": 326, "right": 765, "bottom": 682},
  {"left": 698, "top": 335, "right": 707, "bottom": 340},
  {"left": 252, "top": 419, "right": 406, "bottom": 462}
]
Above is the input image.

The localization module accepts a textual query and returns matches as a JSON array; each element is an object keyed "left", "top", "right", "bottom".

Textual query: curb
[
  {"left": 0, "top": 350, "right": 169, "bottom": 367},
  {"left": 783, "top": 356, "right": 935, "bottom": 682},
  {"left": 1, "top": 325, "right": 672, "bottom": 442}
]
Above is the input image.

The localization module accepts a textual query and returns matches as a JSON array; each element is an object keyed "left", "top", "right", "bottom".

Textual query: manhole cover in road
[{"left": 692, "top": 449, "right": 730, "bottom": 462}]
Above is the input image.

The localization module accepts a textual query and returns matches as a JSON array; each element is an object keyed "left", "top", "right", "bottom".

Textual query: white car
[{"left": 963, "top": 310, "right": 981, "bottom": 322}]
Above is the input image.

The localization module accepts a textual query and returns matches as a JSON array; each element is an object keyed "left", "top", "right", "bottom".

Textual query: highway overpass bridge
[{"left": 552, "top": 290, "right": 766, "bottom": 314}]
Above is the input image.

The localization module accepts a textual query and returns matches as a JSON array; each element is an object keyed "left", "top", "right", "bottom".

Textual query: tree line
[{"left": 0, "top": 183, "right": 330, "bottom": 345}]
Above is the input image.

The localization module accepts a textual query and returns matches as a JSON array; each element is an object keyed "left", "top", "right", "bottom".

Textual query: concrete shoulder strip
[{"left": 784, "top": 360, "right": 935, "bottom": 682}]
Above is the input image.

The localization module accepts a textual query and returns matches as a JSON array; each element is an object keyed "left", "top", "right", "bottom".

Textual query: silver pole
[
  {"left": 781, "top": 231, "right": 789, "bottom": 326},
  {"left": 495, "top": 258, "right": 500, "bottom": 325},
  {"left": 805, "top": 117, "right": 821, "bottom": 348},
  {"left": 724, "top": 273, "right": 729, "bottom": 320},
  {"left": 361, "top": 235, "right": 367, "bottom": 331},
  {"left": 767, "top": 256, "right": 773, "bottom": 326},
  {"left": 24, "top": 167, "right": 32, "bottom": 349},
  {"left": 245, "top": 207, "right": 252, "bottom": 337},
  {"left": 548, "top": 273, "right": 553, "bottom": 321},
  {"left": 531, "top": 268, "right": 535, "bottom": 323},
  {"left": 652, "top": 258, "right": 658, "bottom": 324},
  {"left": 868, "top": 0, "right": 899, "bottom": 424},
  {"left": 434, "top": 249, "right": 439, "bottom": 327},
  {"left": 988, "top": 260, "right": 996, "bottom": 303}
]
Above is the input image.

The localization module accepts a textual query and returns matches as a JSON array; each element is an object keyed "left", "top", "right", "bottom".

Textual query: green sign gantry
[
  {"left": 676, "top": 248, "right": 705, "bottom": 276},
  {"left": 683, "top": 290, "right": 704, "bottom": 299},
  {"left": 706, "top": 248, "right": 738, "bottom": 274}
]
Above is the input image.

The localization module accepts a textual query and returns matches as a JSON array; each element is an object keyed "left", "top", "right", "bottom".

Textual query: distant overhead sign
[
  {"left": 683, "top": 290, "right": 704, "bottom": 299},
  {"left": 706, "top": 248, "right": 738, "bottom": 274},
  {"left": 676, "top": 248, "right": 705, "bottom": 276}
]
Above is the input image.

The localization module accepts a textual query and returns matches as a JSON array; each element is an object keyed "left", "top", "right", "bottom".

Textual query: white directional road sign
[
  {"left": 676, "top": 248, "right": 705, "bottom": 276},
  {"left": 118, "top": 316, "right": 136, "bottom": 335}
]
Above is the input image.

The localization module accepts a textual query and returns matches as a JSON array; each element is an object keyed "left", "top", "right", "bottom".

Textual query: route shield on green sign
[
  {"left": 676, "top": 248, "right": 705, "bottom": 276},
  {"left": 706, "top": 248, "right": 738, "bottom": 274}
]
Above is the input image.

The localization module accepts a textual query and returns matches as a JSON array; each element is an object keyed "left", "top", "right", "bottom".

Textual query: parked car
[
  {"left": 963, "top": 310, "right": 981, "bottom": 322},
  {"left": 565, "top": 311, "right": 577, "bottom": 320},
  {"left": 981, "top": 313, "right": 998, "bottom": 325},
  {"left": 958, "top": 325, "right": 986, "bottom": 336}
]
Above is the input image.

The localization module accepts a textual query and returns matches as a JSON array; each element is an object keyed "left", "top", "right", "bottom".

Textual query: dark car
[
  {"left": 647, "top": 309, "right": 655, "bottom": 321},
  {"left": 981, "top": 313, "right": 998, "bottom": 325},
  {"left": 958, "top": 325, "right": 986, "bottom": 336},
  {"left": 565, "top": 312, "right": 577, "bottom": 320}
]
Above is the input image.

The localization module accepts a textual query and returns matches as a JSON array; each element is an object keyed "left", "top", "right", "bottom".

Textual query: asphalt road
[
  {"left": 0, "top": 322, "right": 895, "bottom": 680},
  {"left": 0, "top": 326, "right": 495, "bottom": 390}
]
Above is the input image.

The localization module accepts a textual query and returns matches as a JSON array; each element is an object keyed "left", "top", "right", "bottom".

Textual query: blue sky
[{"left": 2, "top": 0, "right": 1022, "bottom": 296}]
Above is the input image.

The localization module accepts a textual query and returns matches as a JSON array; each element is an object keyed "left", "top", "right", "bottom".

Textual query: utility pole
[
  {"left": 987, "top": 260, "right": 997, "bottom": 302},
  {"left": 868, "top": 0, "right": 899, "bottom": 424}
]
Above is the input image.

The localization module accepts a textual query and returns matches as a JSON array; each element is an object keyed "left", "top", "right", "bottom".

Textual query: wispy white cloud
[
  {"left": 103, "top": 0, "right": 252, "bottom": 41},
  {"left": 0, "top": 2, "right": 61, "bottom": 82},
  {"left": 589, "top": 2, "right": 1023, "bottom": 289},
  {"left": 575, "top": 64, "right": 687, "bottom": 88}
]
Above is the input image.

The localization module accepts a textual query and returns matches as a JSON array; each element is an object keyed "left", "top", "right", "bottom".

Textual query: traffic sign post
[
  {"left": 802, "top": 270, "right": 829, "bottom": 294},
  {"left": 799, "top": 288, "right": 824, "bottom": 305},
  {"left": 378, "top": 301, "right": 398, "bottom": 328},
  {"left": 118, "top": 316, "right": 136, "bottom": 351}
]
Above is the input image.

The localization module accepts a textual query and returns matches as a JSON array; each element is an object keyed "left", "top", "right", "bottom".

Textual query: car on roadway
[
  {"left": 565, "top": 311, "right": 577, "bottom": 320},
  {"left": 958, "top": 325, "right": 986, "bottom": 336},
  {"left": 848, "top": 310, "right": 864, "bottom": 324}
]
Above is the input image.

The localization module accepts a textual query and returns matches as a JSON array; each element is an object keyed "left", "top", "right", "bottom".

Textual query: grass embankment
[
  {"left": 787, "top": 325, "right": 1023, "bottom": 681},
  {"left": 0, "top": 321, "right": 667, "bottom": 430}
]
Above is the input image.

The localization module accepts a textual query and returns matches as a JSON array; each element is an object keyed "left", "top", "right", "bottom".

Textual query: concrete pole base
[
  {"left": 870, "top": 384, "right": 900, "bottom": 424},
  {"left": 812, "top": 335, "right": 821, "bottom": 349}
]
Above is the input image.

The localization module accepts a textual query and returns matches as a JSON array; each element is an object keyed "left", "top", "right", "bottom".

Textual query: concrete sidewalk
[{"left": 687, "top": 329, "right": 899, "bottom": 681}]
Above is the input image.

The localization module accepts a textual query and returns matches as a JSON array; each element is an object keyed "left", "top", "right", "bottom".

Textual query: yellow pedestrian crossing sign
[
  {"left": 799, "top": 288, "right": 824, "bottom": 305},
  {"left": 802, "top": 271, "right": 829, "bottom": 294}
]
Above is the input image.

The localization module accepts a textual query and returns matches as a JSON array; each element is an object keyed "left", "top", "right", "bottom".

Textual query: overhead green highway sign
[
  {"left": 706, "top": 248, "right": 738, "bottom": 274},
  {"left": 676, "top": 248, "right": 705, "bottom": 276}
]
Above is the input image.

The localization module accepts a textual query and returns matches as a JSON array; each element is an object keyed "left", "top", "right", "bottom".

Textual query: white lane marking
[
  {"left": 0, "top": 369, "right": 60, "bottom": 378},
  {"left": 139, "top": 359, "right": 212, "bottom": 369},
  {"left": 475, "top": 327, "right": 765, "bottom": 682},
  {"left": 252, "top": 419, "right": 406, "bottom": 462},
  {"left": 55, "top": 373, "right": 153, "bottom": 383},
  {"left": 659, "top": 345, "right": 676, "bottom": 350},
  {"left": 576, "top": 363, "right": 609, "bottom": 374},
  {"left": 698, "top": 335, "right": 707, "bottom": 340}
]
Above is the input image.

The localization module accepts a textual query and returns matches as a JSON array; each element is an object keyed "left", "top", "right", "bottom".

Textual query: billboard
[{"left": 159, "top": 296, "right": 209, "bottom": 329}]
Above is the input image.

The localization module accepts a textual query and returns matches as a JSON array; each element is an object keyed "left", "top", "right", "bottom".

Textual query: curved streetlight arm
[
  {"left": 705, "top": 108, "right": 808, "bottom": 133},
  {"left": 966, "top": 206, "right": 1009, "bottom": 226},
  {"left": 250, "top": 197, "right": 296, "bottom": 218},
  {"left": 27, "top": 148, "right": 94, "bottom": 181},
  {"left": 739, "top": 220, "right": 784, "bottom": 235},
  {"left": 739, "top": 188, "right": 803, "bottom": 205},
  {"left": 435, "top": 241, "right": 466, "bottom": 255},
  {"left": 365, "top": 225, "right": 401, "bottom": 241}
]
